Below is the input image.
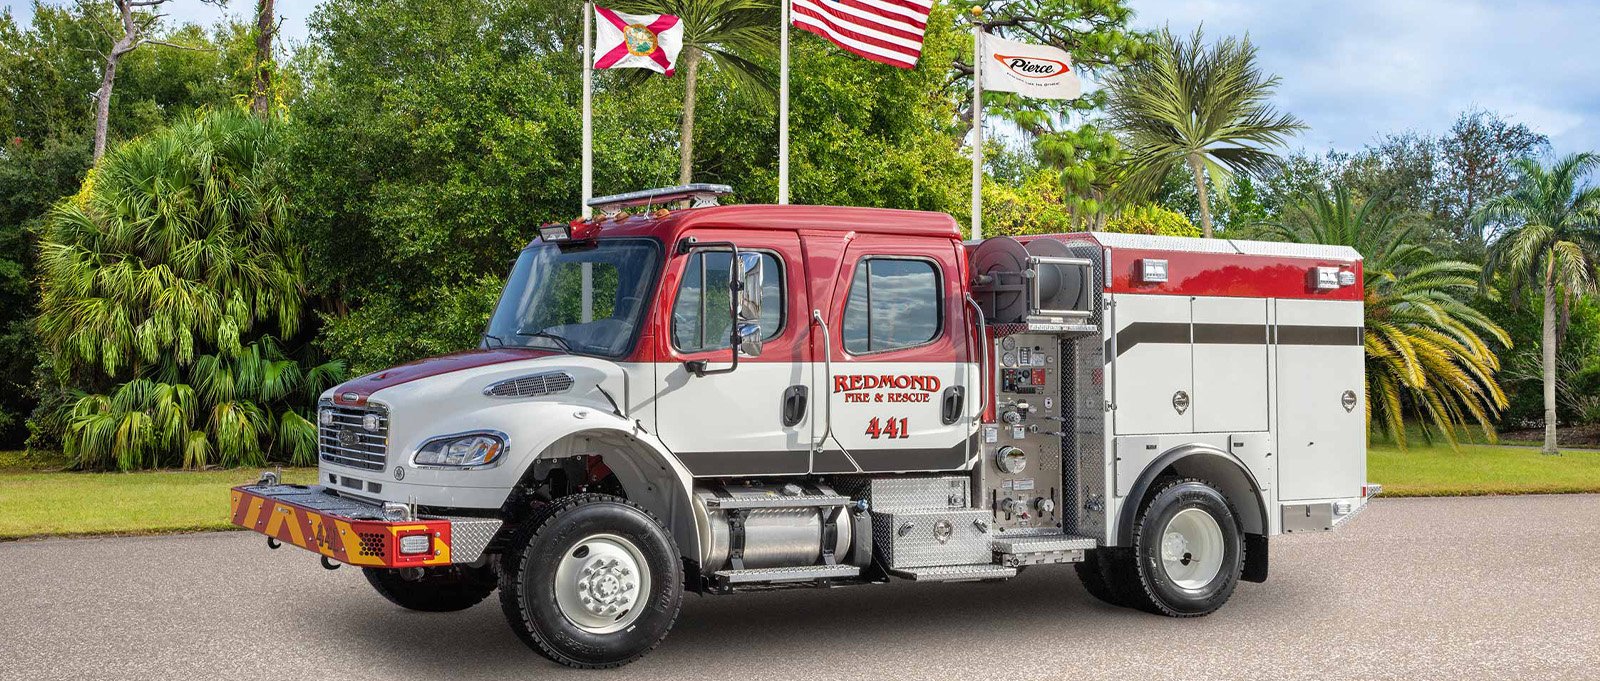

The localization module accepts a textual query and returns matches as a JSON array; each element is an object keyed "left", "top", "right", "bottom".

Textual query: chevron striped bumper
[{"left": 230, "top": 483, "right": 502, "bottom": 568}]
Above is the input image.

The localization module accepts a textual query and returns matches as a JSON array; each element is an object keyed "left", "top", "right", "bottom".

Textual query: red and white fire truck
[{"left": 232, "top": 185, "right": 1378, "bottom": 668}]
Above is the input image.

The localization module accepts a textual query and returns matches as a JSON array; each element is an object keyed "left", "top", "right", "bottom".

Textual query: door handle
[
  {"left": 941, "top": 386, "right": 965, "bottom": 425},
  {"left": 782, "top": 385, "right": 809, "bottom": 427}
]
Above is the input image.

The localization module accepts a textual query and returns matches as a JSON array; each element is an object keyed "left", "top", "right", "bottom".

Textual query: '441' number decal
[{"left": 864, "top": 417, "right": 910, "bottom": 439}]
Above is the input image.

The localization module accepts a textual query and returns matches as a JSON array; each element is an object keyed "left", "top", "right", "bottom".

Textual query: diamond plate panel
[
  {"left": 871, "top": 508, "right": 993, "bottom": 569},
  {"left": 891, "top": 564, "right": 1017, "bottom": 581},
  {"left": 833, "top": 475, "right": 969, "bottom": 513},
  {"left": 443, "top": 517, "right": 503, "bottom": 563}
]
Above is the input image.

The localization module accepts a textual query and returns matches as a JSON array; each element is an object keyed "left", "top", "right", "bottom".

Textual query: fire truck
[{"left": 231, "top": 185, "right": 1378, "bottom": 669}]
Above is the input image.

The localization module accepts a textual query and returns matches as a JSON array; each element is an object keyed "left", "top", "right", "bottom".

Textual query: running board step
[
  {"left": 700, "top": 495, "right": 854, "bottom": 510},
  {"left": 890, "top": 564, "right": 1018, "bottom": 582},
  {"left": 714, "top": 564, "right": 861, "bottom": 584},
  {"left": 993, "top": 534, "right": 1097, "bottom": 567}
]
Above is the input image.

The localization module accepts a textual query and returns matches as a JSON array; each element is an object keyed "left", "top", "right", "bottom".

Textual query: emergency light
[
  {"left": 587, "top": 183, "right": 732, "bottom": 217},
  {"left": 537, "top": 220, "right": 602, "bottom": 244},
  {"left": 398, "top": 533, "right": 431, "bottom": 555}
]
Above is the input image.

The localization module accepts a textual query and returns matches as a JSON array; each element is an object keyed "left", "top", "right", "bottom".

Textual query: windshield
[{"left": 486, "top": 239, "right": 662, "bottom": 357}]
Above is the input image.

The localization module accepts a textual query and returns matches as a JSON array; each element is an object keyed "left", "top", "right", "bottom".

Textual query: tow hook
[
  {"left": 266, "top": 537, "right": 281, "bottom": 550},
  {"left": 320, "top": 556, "right": 341, "bottom": 571}
]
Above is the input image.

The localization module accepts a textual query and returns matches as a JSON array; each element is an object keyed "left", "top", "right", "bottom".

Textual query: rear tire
[
  {"left": 498, "top": 494, "right": 683, "bottom": 669},
  {"left": 1102, "top": 478, "right": 1243, "bottom": 617},
  {"left": 363, "top": 563, "right": 498, "bottom": 612}
]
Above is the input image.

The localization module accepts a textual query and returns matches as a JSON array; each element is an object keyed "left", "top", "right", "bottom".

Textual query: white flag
[
  {"left": 593, "top": 6, "right": 684, "bottom": 76},
  {"left": 981, "top": 33, "right": 1082, "bottom": 100}
]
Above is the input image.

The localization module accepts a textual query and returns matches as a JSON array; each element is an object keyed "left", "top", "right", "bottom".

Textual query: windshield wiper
[
  {"left": 516, "top": 329, "right": 575, "bottom": 353},
  {"left": 481, "top": 333, "right": 505, "bottom": 348}
]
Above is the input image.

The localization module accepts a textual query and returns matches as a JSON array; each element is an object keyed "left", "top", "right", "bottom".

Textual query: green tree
[
  {"left": 1261, "top": 184, "right": 1509, "bottom": 448},
  {"left": 1106, "top": 27, "right": 1304, "bottom": 238},
  {"left": 1104, "top": 202, "right": 1198, "bottom": 237},
  {"left": 1477, "top": 153, "right": 1600, "bottom": 455},
  {"left": 611, "top": 0, "right": 776, "bottom": 184},
  {"left": 2, "top": 6, "right": 273, "bottom": 449},
  {"left": 35, "top": 111, "right": 339, "bottom": 469}
]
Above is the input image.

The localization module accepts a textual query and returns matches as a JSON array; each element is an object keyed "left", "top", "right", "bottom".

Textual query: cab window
[
  {"left": 843, "top": 257, "right": 941, "bottom": 354},
  {"left": 672, "top": 251, "right": 784, "bottom": 352}
]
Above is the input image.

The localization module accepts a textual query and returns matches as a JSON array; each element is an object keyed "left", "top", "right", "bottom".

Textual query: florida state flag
[{"left": 593, "top": 6, "right": 685, "bottom": 76}]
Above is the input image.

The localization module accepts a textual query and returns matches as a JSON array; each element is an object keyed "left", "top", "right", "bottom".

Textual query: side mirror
[
  {"left": 732, "top": 251, "right": 763, "bottom": 357},
  {"left": 734, "top": 252, "right": 763, "bottom": 322},
  {"left": 736, "top": 322, "right": 763, "bottom": 358}
]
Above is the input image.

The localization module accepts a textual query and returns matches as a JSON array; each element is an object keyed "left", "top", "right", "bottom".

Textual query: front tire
[
  {"left": 363, "top": 563, "right": 498, "bottom": 612},
  {"left": 498, "top": 494, "right": 683, "bottom": 669},
  {"left": 1103, "top": 478, "right": 1243, "bottom": 617}
]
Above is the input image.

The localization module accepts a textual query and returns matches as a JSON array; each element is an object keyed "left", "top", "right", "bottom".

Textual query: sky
[{"left": 6, "top": 0, "right": 1599, "bottom": 156}]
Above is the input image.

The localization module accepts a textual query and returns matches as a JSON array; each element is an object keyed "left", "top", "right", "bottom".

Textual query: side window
[
  {"left": 842, "top": 258, "right": 941, "bottom": 354},
  {"left": 672, "top": 251, "right": 784, "bottom": 352}
]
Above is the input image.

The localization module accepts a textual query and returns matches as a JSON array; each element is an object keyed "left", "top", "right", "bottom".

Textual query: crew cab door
[
  {"left": 813, "top": 236, "right": 973, "bottom": 473},
  {"left": 652, "top": 230, "right": 814, "bottom": 476}
]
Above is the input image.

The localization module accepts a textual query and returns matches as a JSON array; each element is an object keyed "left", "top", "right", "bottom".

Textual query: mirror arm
[{"left": 684, "top": 241, "right": 743, "bottom": 378}]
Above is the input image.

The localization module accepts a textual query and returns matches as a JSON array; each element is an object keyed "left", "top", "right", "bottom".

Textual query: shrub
[{"left": 35, "top": 110, "right": 341, "bottom": 470}]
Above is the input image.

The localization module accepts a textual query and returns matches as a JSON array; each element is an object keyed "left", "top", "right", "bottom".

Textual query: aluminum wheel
[
  {"left": 553, "top": 533, "right": 651, "bottom": 634},
  {"left": 1159, "top": 508, "right": 1225, "bottom": 590}
]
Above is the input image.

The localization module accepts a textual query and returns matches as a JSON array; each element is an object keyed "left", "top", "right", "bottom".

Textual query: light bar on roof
[{"left": 587, "top": 183, "right": 733, "bottom": 217}]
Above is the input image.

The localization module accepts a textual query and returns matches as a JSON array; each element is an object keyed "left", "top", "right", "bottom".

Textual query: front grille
[
  {"left": 484, "top": 371, "right": 574, "bottom": 398},
  {"left": 318, "top": 402, "right": 389, "bottom": 472}
]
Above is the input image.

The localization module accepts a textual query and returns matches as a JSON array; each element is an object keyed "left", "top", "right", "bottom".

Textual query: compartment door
[
  {"left": 1111, "top": 294, "right": 1193, "bottom": 435},
  {"left": 1192, "top": 297, "right": 1269, "bottom": 433},
  {"left": 1275, "top": 299, "right": 1365, "bottom": 501}
]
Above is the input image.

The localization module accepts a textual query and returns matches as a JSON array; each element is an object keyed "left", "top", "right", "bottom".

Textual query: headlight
[{"left": 412, "top": 432, "right": 507, "bottom": 468}]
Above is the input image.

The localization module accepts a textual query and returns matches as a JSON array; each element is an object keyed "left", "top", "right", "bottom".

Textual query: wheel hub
[
  {"left": 554, "top": 534, "right": 651, "bottom": 634},
  {"left": 1158, "top": 508, "right": 1225, "bottom": 590},
  {"left": 576, "top": 558, "right": 636, "bottom": 616}
]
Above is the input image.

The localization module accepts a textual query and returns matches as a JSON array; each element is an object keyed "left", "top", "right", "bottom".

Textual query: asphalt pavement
[{"left": 2, "top": 494, "right": 1597, "bottom": 681}]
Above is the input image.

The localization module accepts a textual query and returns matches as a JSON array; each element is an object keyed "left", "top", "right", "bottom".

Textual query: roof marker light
[{"left": 1139, "top": 258, "right": 1168, "bottom": 283}]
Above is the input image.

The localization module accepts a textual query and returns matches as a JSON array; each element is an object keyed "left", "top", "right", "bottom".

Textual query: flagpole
[
  {"left": 581, "top": 2, "right": 595, "bottom": 322},
  {"left": 582, "top": 1, "right": 594, "bottom": 220},
  {"left": 969, "top": 14, "right": 984, "bottom": 241},
  {"left": 778, "top": 0, "right": 790, "bottom": 205}
]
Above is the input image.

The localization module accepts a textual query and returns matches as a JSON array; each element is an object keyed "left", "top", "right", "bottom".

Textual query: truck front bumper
[{"left": 230, "top": 481, "right": 503, "bottom": 568}]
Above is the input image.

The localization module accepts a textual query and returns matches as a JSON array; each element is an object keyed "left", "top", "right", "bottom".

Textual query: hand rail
[
  {"left": 964, "top": 294, "right": 989, "bottom": 420},
  {"left": 811, "top": 309, "right": 862, "bottom": 471}
]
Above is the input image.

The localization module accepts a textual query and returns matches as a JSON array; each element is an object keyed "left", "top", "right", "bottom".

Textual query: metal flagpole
[
  {"left": 582, "top": 1, "right": 594, "bottom": 220},
  {"left": 778, "top": 0, "right": 790, "bottom": 205},
  {"left": 581, "top": 1, "right": 595, "bottom": 322},
  {"left": 969, "top": 18, "right": 984, "bottom": 240}
]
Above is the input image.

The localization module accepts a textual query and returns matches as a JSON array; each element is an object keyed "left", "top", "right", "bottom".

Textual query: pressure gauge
[
  {"left": 1001, "top": 336, "right": 1017, "bottom": 351},
  {"left": 995, "top": 446, "right": 1027, "bottom": 474},
  {"left": 1001, "top": 352, "right": 1017, "bottom": 367}
]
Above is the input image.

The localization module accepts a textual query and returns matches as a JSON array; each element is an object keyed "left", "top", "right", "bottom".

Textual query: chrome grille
[
  {"left": 318, "top": 402, "right": 389, "bottom": 472},
  {"left": 484, "top": 371, "right": 574, "bottom": 398}
]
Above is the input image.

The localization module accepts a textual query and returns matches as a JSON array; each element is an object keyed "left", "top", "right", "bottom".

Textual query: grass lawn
[
  {"left": 1369, "top": 442, "right": 1600, "bottom": 497},
  {"left": 0, "top": 451, "right": 314, "bottom": 540}
]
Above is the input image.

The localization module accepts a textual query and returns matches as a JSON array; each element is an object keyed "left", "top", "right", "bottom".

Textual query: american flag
[{"left": 791, "top": 0, "right": 935, "bottom": 69}]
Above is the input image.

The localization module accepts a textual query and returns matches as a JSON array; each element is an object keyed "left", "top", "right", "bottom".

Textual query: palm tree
[
  {"left": 37, "top": 110, "right": 341, "bottom": 469},
  {"left": 611, "top": 0, "right": 777, "bottom": 184},
  {"left": 1258, "top": 184, "right": 1510, "bottom": 448},
  {"left": 1106, "top": 27, "right": 1304, "bottom": 237},
  {"left": 1476, "top": 153, "right": 1600, "bottom": 455}
]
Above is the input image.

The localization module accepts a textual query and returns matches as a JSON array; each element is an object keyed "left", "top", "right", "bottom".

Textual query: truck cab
[{"left": 231, "top": 185, "right": 1378, "bottom": 669}]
